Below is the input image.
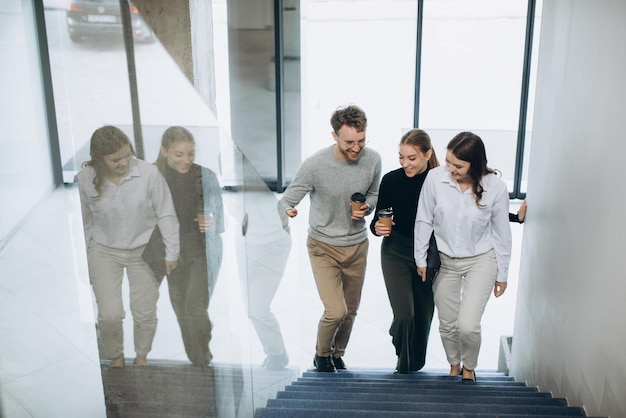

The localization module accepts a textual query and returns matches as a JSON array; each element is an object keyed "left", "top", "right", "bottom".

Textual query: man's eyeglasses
[{"left": 342, "top": 139, "right": 368, "bottom": 148}]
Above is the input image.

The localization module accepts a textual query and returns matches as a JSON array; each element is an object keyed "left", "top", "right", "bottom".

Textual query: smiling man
[{"left": 278, "top": 105, "right": 382, "bottom": 372}]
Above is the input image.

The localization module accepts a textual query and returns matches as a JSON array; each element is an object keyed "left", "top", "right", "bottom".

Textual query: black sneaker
[
  {"left": 313, "top": 354, "right": 336, "bottom": 372},
  {"left": 332, "top": 356, "right": 347, "bottom": 370}
]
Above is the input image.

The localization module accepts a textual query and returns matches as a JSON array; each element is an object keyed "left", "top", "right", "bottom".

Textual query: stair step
[
  {"left": 301, "top": 370, "right": 515, "bottom": 381},
  {"left": 254, "top": 367, "right": 595, "bottom": 417},
  {"left": 292, "top": 379, "right": 530, "bottom": 391},
  {"left": 284, "top": 384, "right": 546, "bottom": 397},
  {"left": 264, "top": 399, "right": 586, "bottom": 416},
  {"left": 255, "top": 407, "right": 591, "bottom": 418},
  {"left": 276, "top": 390, "right": 567, "bottom": 406}
]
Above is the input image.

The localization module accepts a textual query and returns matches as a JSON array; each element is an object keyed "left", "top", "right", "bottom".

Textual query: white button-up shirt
[
  {"left": 414, "top": 165, "right": 512, "bottom": 282},
  {"left": 77, "top": 158, "right": 180, "bottom": 261}
]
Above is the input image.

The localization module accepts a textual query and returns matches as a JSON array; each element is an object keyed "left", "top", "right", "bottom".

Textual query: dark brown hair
[
  {"left": 447, "top": 131, "right": 497, "bottom": 207},
  {"left": 82, "top": 125, "right": 134, "bottom": 199}
]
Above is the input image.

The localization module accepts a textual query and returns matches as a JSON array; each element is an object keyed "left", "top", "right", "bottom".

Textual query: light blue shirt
[{"left": 414, "top": 165, "right": 512, "bottom": 282}]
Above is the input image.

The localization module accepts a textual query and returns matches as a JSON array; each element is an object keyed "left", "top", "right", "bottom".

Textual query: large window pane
[
  {"left": 44, "top": 0, "right": 136, "bottom": 182},
  {"left": 420, "top": 0, "right": 529, "bottom": 190},
  {"left": 521, "top": 0, "right": 543, "bottom": 196},
  {"left": 301, "top": 0, "right": 418, "bottom": 175}
]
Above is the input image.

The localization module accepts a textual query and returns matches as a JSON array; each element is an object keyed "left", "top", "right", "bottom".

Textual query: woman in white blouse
[
  {"left": 77, "top": 126, "right": 179, "bottom": 368},
  {"left": 414, "top": 131, "right": 512, "bottom": 381}
]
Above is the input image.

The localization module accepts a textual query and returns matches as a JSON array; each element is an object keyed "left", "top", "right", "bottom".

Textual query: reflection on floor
[
  {"left": 101, "top": 360, "right": 297, "bottom": 417},
  {"left": 0, "top": 185, "right": 524, "bottom": 417}
]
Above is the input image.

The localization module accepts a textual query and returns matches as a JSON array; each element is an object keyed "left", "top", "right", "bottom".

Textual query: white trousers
[
  {"left": 87, "top": 240, "right": 159, "bottom": 359},
  {"left": 432, "top": 249, "right": 497, "bottom": 370}
]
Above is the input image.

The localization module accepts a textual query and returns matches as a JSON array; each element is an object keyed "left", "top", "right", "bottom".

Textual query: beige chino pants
[{"left": 307, "top": 237, "right": 368, "bottom": 358}]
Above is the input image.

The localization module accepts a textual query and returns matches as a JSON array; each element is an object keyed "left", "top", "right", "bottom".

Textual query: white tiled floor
[{"left": 0, "top": 185, "right": 524, "bottom": 417}]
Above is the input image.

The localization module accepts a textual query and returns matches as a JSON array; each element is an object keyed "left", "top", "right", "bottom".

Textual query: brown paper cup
[
  {"left": 379, "top": 216, "right": 392, "bottom": 228},
  {"left": 351, "top": 201, "right": 364, "bottom": 214}
]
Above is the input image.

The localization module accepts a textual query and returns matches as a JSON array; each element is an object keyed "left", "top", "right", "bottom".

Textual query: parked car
[{"left": 66, "top": 0, "right": 155, "bottom": 43}]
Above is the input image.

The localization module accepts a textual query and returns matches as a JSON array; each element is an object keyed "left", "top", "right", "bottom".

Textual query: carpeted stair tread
[
  {"left": 263, "top": 398, "right": 586, "bottom": 415},
  {"left": 292, "top": 379, "right": 529, "bottom": 390},
  {"left": 301, "top": 370, "right": 515, "bottom": 381},
  {"left": 255, "top": 408, "right": 594, "bottom": 418},
  {"left": 253, "top": 368, "right": 598, "bottom": 418},
  {"left": 275, "top": 390, "right": 567, "bottom": 406},
  {"left": 284, "top": 384, "right": 547, "bottom": 397}
]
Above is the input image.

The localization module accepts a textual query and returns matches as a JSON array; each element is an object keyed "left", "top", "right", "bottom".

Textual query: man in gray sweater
[{"left": 279, "top": 105, "right": 381, "bottom": 372}]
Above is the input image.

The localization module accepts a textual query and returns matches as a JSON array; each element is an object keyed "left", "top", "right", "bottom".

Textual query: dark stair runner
[{"left": 254, "top": 368, "right": 603, "bottom": 418}]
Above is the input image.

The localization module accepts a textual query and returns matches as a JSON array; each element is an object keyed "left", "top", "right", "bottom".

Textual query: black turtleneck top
[
  {"left": 163, "top": 163, "right": 205, "bottom": 257},
  {"left": 370, "top": 166, "right": 430, "bottom": 239}
]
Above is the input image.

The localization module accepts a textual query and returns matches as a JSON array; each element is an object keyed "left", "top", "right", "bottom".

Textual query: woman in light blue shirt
[{"left": 414, "top": 132, "right": 512, "bottom": 381}]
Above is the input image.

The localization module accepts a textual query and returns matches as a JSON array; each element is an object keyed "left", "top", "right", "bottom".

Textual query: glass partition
[
  {"left": 42, "top": 0, "right": 301, "bottom": 415},
  {"left": 43, "top": 0, "right": 137, "bottom": 183}
]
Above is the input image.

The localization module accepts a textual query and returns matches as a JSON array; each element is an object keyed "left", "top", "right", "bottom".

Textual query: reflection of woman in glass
[
  {"left": 155, "top": 126, "right": 224, "bottom": 367},
  {"left": 77, "top": 126, "right": 179, "bottom": 368}
]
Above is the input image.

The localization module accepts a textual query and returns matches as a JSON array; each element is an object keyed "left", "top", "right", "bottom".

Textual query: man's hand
[{"left": 350, "top": 203, "right": 368, "bottom": 220}]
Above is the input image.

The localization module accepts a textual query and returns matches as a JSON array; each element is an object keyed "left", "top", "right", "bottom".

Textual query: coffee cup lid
[{"left": 351, "top": 192, "right": 366, "bottom": 202}]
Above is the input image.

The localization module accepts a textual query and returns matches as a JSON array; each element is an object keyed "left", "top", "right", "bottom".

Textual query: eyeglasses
[{"left": 342, "top": 139, "right": 368, "bottom": 148}]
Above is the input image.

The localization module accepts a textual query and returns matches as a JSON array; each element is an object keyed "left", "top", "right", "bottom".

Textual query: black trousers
[
  {"left": 381, "top": 233, "right": 434, "bottom": 373},
  {"left": 167, "top": 253, "right": 212, "bottom": 366}
]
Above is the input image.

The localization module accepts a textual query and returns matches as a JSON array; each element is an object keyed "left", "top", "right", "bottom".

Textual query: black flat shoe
[{"left": 461, "top": 367, "right": 476, "bottom": 381}]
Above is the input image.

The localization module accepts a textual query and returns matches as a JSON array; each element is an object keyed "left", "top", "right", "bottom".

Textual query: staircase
[{"left": 254, "top": 368, "right": 598, "bottom": 418}]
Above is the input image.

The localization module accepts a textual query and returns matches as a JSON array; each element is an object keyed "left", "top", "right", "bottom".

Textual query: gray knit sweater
[{"left": 279, "top": 145, "right": 381, "bottom": 246}]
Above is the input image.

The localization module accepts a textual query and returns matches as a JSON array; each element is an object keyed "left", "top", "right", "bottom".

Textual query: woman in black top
[
  {"left": 370, "top": 129, "right": 439, "bottom": 374},
  {"left": 153, "top": 126, "right": 225, "bottom": 367}
]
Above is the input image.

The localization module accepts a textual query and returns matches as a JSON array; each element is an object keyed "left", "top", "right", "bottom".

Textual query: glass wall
[
  {"left": 420, "top": 0, "right": 534, "bottom": 193},
  {"left": 0, "top": 0, "right": 55, "bottom": 247},
  {"left": 40, "top": 0, "right": 302, "bottom": 415},
  {"left": 301, "top": 0, "right": 418, "bottom": 176}
]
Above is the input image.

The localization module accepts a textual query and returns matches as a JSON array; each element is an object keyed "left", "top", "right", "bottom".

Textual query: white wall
[{"left": 511, "top": 1, "right": 626, "bottom": 417}]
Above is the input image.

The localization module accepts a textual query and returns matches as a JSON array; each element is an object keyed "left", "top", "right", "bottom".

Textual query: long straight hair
[
  {"left": 82, "top": 125, "right": 134, "bottom": 199},
  {"left": 447, "top": 131, "right": 497, "bottom": 207}
]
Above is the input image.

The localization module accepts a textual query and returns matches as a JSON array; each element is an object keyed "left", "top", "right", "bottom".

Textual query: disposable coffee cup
[
  {"left": 378, "top": 208, "right": 393, "bottom": 228},
  {"left": 196, "top": 212, "right": 214, "bottom": 233},
  {"left": 350, "top": 192, "right": 366, "bottom": 214},
  {"left": 196, "top": 213, "right": 206, "bottom": 233}
]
